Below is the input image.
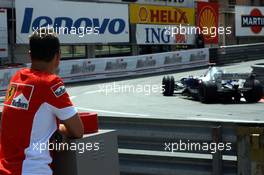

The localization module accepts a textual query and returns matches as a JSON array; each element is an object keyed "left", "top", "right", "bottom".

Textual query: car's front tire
[{"left": 162, "top": 76, "right": 175, "bottom": 96}]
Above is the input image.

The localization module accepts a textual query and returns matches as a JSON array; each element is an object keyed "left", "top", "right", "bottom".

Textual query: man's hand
[{"left": 60, "top": 113, "right": 84, "bottom": 139}]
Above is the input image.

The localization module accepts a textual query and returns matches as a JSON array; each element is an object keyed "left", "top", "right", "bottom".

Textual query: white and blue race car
[{"left": 162, "top": 66, "right": 263, "bottom": 103}]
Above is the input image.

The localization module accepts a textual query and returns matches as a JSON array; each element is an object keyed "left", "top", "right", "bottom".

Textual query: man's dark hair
[{"left": 29, "top": 28, "right": 60, "bottom": 62}]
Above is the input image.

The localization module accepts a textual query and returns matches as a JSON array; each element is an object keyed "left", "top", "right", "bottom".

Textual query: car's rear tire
[
  {"left": 198, "top": 82, "right": 218, "bottom": 103},
  {"left": 234, "top": 93, "right": 241, "bottom": 103},
  {"left": 244, "top": 80, "right": 263, "bottom": 103},
  {"left": 221, "top": 93, "right": 233, "bottom": 103},
  {"left": 162, "top": 76, "right": 175, "bottom": 96}
]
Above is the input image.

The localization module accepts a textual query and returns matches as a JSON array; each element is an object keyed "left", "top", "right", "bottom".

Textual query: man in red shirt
[{"left": 0, "top": 28, "right": 84, "bottom": 175}]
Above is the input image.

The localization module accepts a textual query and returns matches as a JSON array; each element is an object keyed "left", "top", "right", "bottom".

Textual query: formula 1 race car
[{"left": 162, "top": 66, "right": 263, "bottom": 103}]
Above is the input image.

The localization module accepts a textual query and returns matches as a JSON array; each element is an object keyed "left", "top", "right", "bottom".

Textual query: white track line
[
  {"left": 83, "top": 88, "right": 122, "bottom": 95},
  {"left": 70, "top": 96, "right": 77, "bottom": 100},
  {"left": 84, "top": 90, "right": 103, "bottom": 94},
  {"left": 187, "top": 117, "right": 264, "bottom": 124},
  {"left": 76, "top": 106, "right": 150, "bottom": 117}
]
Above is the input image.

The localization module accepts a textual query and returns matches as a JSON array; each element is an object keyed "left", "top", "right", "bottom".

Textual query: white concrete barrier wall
[{"left": 0, "top": 48, "right": 209, "bottom": 94}]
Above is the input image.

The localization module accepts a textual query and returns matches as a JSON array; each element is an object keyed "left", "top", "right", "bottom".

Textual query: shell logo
[
  {"left": 139, "top": 7, "right": 149, "bottom": 22},
  {"left": 199, "top": 6, "right": 217, "bottom": 38}
]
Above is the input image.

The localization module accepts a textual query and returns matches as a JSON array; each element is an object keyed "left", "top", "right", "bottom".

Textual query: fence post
[
  {"left": 212, "top": 126, "right": 223, "bottom": 175},
  {"left": 237, "top": 127, "right": 264, "bottom": 175}
]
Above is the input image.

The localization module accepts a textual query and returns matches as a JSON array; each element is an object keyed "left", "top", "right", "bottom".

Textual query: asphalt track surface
[{"left": 67, "top": 60, "right": 264, "bottom": 123}]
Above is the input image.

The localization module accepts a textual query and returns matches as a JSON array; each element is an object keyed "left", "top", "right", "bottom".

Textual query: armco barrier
[
  {"left": 1, "top": 114, "right": 263, "bottom": 174},
  {"left": 210, "top": 43, "right": 264, "bottom": 65},
  {"left": 58, "top": 48, "right": 209, "bottom": 84},
  {"left": 0, "top": 48, "right": 209, "bottom": 94},
  {"left": 99, "top": 116, "right": 264, "bottom": 175}
]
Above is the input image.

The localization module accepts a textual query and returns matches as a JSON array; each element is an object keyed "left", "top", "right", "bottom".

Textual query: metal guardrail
[
  {"left": 99, "top": 116, "right": 264, "bottom": 175},
  {"left": 209, "top": 43, "right": 264, "bottom": 65},
  {"left": 99, "top": 117, "right": 237, "bottom": 155}
]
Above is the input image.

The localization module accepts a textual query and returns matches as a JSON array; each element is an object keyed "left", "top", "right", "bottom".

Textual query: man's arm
[
  {"left": 59, "top": 113, "right": 84, "bottom": 139},
  {"left": 45, "top": 76, "right": 84, "bottom": 139}
]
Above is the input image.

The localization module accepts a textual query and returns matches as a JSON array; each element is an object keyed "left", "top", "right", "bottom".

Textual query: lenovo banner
[
  {"left": 16, "top": 0, "right": 130, "bottom": 44},
  {"left": 136, "top": 24, "right": 195, "bottom": 45},
  {"left": 235, "top": 6, "right": 264, "bottom": 36}
]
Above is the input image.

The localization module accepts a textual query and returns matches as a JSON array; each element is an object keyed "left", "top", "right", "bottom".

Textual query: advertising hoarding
[
  {"left": 0, "top": 48, "right": 209, "bottom": 93},
  {"left": 235, "top": 6, "right": 264, "bottom": 36},
  {"left": 136, "top": 24, "right": 195, "bottom": 45},
  {"left": 54, "top": 48, "right": 209, "bottom": 83},
  {"left": 130, "top": 4, "right": 195, "bottom": 25},
  {"left": 197, "top": 2, "right": 219, "bottom": 44},
  {"left": 131, "top": 0, "right": 194, "bottom": 7},
  {"left": 16, "top": 0, "right": 130, "bottom": 44},
  {"left": 96, "top": 0, "right": 194, "bottom": 7}
]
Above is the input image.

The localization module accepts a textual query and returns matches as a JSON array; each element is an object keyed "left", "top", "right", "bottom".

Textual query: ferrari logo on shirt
[
  {"left": 4, "top": 83, "right": 34, "bottom": 110},
  {"left": 6, "top": 85, "right": 16, "bottom": 102}
]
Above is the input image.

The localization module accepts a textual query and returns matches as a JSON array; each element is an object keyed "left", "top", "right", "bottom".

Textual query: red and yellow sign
[
  {"left": 197, "top": 2, "right": 219, "bottom": 44},
  {"left": 130, "top": 4, "right": 195, "bottom": 25}
]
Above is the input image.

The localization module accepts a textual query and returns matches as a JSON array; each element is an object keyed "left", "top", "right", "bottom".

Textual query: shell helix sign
[
  {"left": 235, "top": 6, "right": 264, "bottom": 36},
  {"left": 197, "top": 2, "right": 219, "bottom": 44},
  {"left": 130, "top": 4, "right": 195, "bottom": 26}
]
